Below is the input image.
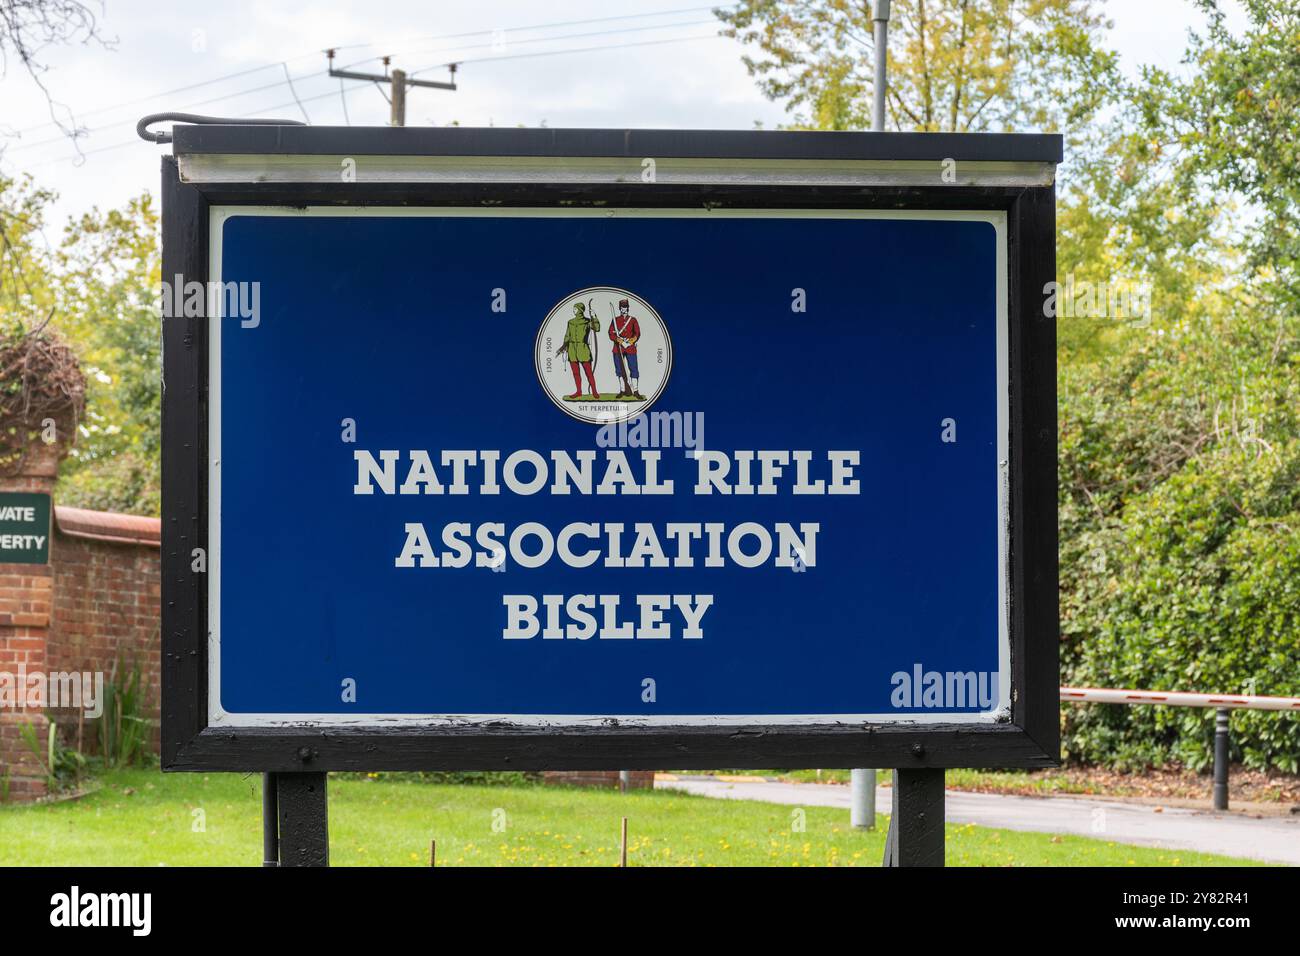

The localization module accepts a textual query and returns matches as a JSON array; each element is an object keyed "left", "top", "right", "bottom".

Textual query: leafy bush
[
  {"left": 97, "top": 658, "right": 152, "bottom": 769},
  {"left": 18, "top": 721, "right": 88, "bottom": 793},
  {"left": 1059, "top": 312, "right": 1300, "bottom": 771}
]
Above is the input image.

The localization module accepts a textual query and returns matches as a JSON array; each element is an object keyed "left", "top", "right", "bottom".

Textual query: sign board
[
  {"left": 0, "top": 493, "right": 51, "bottom": 565},
  {"left": 161, "top": 127, "right": 1060, "bottom": 772}
]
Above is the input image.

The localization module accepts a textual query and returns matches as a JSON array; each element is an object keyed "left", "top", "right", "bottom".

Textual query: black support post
[
  {"left": 1213, "top": 708, "right": 1231, "bottom": 811},
  {"left": 276, "top": 772, "right": 329, "bottom": 867},
  {"left": 262, "top": 772, "right": 279, "bottom": 867},
  {"left": 882, "top": 768, "right": 945, "bottom": 867}
]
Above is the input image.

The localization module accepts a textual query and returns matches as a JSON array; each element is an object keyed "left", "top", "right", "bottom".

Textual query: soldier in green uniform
[{"left": 555, "top": 301, "right": 601, "bottom": 399}]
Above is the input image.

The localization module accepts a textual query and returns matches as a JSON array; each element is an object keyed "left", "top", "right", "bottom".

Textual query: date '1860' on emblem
[{"left": 534, "top": 287, "right": 672, "bottom": 424}]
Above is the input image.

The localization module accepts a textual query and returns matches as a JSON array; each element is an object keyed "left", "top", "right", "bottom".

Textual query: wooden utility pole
[
  {"left": 390, "top": 68, "right": 407, "bottom": 126},
  {"left": 326, "top": 51, "right": 457, "bottom": 127}
]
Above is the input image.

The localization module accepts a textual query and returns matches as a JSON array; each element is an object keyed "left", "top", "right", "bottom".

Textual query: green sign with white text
[{"left": 0, "top": 493, "right": 51, "bottom": 564}]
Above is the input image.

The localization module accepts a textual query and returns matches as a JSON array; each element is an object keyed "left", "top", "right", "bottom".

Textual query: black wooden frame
[{"left": 161, "top": 128, "right": 1059, "bottom": 773}]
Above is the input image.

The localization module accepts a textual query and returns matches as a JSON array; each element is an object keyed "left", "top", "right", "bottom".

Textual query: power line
[
  {"left": 9, "top": 9, "right": 720, "bottom": 138},
  {"left": 336, "top": 5, "right": 727, "bottom": 71},
  {"left": 17, "top": 30, "right": 726, "bottom": 167},
  {"left": 6, "top": 8, "right": 730, "bottom": 149},
  {"left": 285, "top": 37, "right": 729, "bottom": 119},
  {"left": 281, "top": 63, "right": 312, "bottom": 123},
  {"left": 6, "top": 74, "right": 301, "bottom": 153},
  {"left": 8, "top": 57, "right": 317, "bottom": 138},
  {"left": 326, "top": 51, "right": 455, "bottom": 127},
  {"left": 13, "top": 29, "right": 723, "bottom": 156},
  {"left": 23, "top": 81, "right": 374, "bottom": 169},
  {"left": 354, "top": 17, "right": 716, "bottom": 71},
  {"left": 413, "top": 31, "right": 722, "bottom": 74},
  {"left": 209, "top": 80, "right": 375, "bottom": 122}
]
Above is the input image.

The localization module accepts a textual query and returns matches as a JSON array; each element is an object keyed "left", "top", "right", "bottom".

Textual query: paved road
[{"left": 656, "top": 776, "right": 1300, "bottom": 865}]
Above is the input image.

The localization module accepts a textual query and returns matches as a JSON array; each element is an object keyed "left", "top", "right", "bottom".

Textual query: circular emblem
[{"left": 534, "top": 286, "right": 672, "bottom": 424}]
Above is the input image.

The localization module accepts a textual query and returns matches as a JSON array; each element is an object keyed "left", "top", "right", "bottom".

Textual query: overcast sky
[{"left": 1, "top": 0, "right": 1246, "bottom": 235}]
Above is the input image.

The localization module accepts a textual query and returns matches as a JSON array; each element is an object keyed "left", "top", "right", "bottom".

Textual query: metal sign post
[
  {"left": 851, "top": 0, "right": 893, "bottom": 844},
  {"left": 872, "top": 0, "right": 891, "bottom": 133},
  {"left": 156, "top": 124, "right": 1060, "bottom": 868},
  {"left": 850, "top": 768, "right": 876, "bottom": 829}
]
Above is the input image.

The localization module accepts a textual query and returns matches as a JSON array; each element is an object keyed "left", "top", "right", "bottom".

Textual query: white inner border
[{"left": 208, "top": 206, "right": 1011, "bottom": 728}]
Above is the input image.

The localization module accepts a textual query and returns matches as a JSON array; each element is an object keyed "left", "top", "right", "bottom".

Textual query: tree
[
  {"left": 1, "top": 1, "right": 114, "bottom": 355},
  {"left": 0, "top": 175, "right": 160, "bottom": 514},
  {"left": 717, "top": 0, "right": 1117, "bottom": 141},
  {"left": 1054, "top": 0, "right": 1300, "bottom": 770},
  {"left": 1141, "top": 0, "right": 1300, "bottom": 308},
  {"left": 1053, "top": 104, "right": 1241, "bottom": 362},
  {"left": 1058, "top": 306, "right": 1300, "bottom": 772},
  {"left": 0, "top": 173, "right": 55, "bottom": 323},
  {"left": 53, "top": 195, "right": 161, "bottom": 514}
]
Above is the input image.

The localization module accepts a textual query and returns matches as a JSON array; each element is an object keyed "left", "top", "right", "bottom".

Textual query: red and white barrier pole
[
  {"left": 1059, "top": 686, "right": 1300, "bottom": 811},
  {"left": 1059, "top": 686, "right": 1300, "bottom": 712}
]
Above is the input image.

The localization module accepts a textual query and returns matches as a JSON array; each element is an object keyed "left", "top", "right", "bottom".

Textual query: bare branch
[{"left": 0, "top": 0, "right": 115, "bottom": 153}]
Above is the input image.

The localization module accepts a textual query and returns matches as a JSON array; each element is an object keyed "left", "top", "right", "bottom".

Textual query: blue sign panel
[{"left": 209, "top": 208, "right": 1008, "bottom": 726}]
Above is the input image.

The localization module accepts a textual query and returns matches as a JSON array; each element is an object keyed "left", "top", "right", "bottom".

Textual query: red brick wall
[
  {"left": 0, "top": 499, "right": 160, "bottom": 802},
  {"left": 46, "top": 526, "right": 161, "bottom": 751},
  {"left": 0, "top": 469, "right": 57, "bottom": 801},
  {"left": 0, "top": 564, "right": 53, "bottom": 801}
]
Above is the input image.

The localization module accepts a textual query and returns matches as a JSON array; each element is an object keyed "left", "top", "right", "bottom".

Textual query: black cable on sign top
[{"left": 136, "top": 111, "right": 307, "bottom": 144}]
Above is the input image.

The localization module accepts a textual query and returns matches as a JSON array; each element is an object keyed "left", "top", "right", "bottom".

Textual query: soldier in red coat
[{"left": 608, "top": 299, "right": 644, "bottom": 399}]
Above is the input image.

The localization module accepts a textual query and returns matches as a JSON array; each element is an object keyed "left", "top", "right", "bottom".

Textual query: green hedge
[{"left": 1058, "top": 314, "right": 1300, "bottom": 771}]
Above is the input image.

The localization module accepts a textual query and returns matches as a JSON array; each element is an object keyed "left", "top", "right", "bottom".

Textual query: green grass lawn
[{"left": 0, "top": 769, "right": 1261, "bottom": 867}]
